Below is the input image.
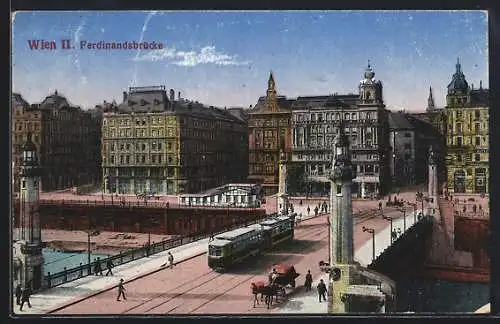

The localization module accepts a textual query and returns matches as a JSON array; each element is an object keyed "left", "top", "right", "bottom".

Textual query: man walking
[
  {"left": 116, "top": 279, "right": 126, "bottom": 301},
  {"left": 19, "top": 285, "right": 32, "bottom": 311},
  {"left": 105, "top": 258, "right": 115, "bottom": 276},
  {"left": 161, "top": 252, "right": 175, "bottom": 269},
  {"left": 94, "top": 257, "right": 104, "bottom": 276},
  {"left": 15, "top": 284, "right": 22, "bottom": 305},
  {"left": 317, "top": 279, "right": 327, "bottom": 303},
  {"left": 304, "top": 270, "right": 313, "bottom": 292}
]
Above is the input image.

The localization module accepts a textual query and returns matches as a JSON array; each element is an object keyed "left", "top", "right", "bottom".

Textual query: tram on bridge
[{"left": 208, "top": 214, "right": 295, "bottom": 271}]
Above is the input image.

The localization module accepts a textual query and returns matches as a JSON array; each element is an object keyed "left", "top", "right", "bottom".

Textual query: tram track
[{"left": 121, "top": 223, "right": 328, "bottom": 314}]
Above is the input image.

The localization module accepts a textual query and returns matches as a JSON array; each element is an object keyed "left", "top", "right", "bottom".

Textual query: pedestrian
[
  {"left": 317, "top": 279, "right": 327, "bottom": 302},
  {"left": 307, "top": 206, "right": 310, "bottom": 215},
  {"left": 94, "top": 257, "right": 103, "bottom": 275},
  {"left": 304, "top": 270, "right": 313, "bottom": 292},
  {"left": 116, "top": 279, "right": 126, "bottom": 301},
  {"left": 15, "top": 284, "right": 22, "bottom": 305},
  {"left": 299, "top": 200, "right": 302, "bottom": 206},
  {"left": 19, "top": 285, "right": 32, "bottom": 311},
  {"left": 105, "top": 258, "right": 115, "bottom": 276},
  {"left": 378, "top": 201, "right": 382, "bottom": 211}
]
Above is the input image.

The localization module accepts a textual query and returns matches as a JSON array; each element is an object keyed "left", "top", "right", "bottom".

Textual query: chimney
[
  {"left": 480, "top": 80, "right": 483, "bottom": 89},
  {"left": 170, "top": 89, "right": 175, "bottom": 101},
  {"left": 123, "top": 91, "right": 127, "bottom": 102},
  {"left": 178, "top": 91, "right": 181, "bottom": 100}
]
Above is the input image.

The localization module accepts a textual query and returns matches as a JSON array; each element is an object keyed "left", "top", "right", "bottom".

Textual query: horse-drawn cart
[{"left": 251, "top": 264, "right": 300, "bottom": 309}]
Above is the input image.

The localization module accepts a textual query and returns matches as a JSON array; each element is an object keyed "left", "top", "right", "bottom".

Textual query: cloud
[
  {"left": 132, "top": 11, "right": 158, "bottom": 85},
  {"left": 72, "top": 20, "right": 87, "bottom": 85},
  {"left": 134, "top": 46, "right": 251, "bottom": 67}
]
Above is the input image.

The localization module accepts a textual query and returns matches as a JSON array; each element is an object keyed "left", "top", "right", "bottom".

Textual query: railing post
[
  {"left": 79, "top": 262, "right": 83, "bottom": 277},
  {"left": 47, "top": 272, "right": 52, "bottom": 288},
  {"left": 119, "top": 251, "right": 123, "bottom": 264},
  {"left": 63, "top": 267, "right": 67, "bottom": 282}
]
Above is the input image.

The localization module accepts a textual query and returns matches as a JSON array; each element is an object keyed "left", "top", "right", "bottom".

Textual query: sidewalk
[
  {"left": 13, "top": 238, "right": 209, "bottom": 315},
  {"left": 273, "top": 209, "right": 424, "bottom": 314}
]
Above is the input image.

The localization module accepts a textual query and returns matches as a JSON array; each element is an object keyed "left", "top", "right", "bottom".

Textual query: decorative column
[
  {"left": 277, "top": 150, "right": 289, "bottom": 215},
  {"left": 13, "top": 134, "right": 44, "bottom": 291}
]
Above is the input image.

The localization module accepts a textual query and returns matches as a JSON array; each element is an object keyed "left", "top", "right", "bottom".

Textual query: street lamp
[
  {"left": 398, "top": 207, "right": 407, "bottom": 232},
  {"left": 362, "top": 226, "right": 376, "bottom": 262},
  {"left": 383, "top": 215, "right": 394, "bottom": 243}
]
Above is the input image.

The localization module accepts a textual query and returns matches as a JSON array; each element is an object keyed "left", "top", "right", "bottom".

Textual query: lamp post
[
  {"left": 362, "top": 226, "right": 376, "bottom": 262},
  {"left": 383, "top": 215, "right": 394, "bottom": 243},
  {"left": 398, "top": 207, "right": 407, "bottom": 232}
]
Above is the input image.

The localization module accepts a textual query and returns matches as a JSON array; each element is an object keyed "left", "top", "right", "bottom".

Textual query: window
[
  {"left": 457, "top": 154, "right": 462, "bottom": 162},
  {"left": 120, "top": 144, "right": 124, "bottom": 150},
  {"left": 404, "top": 132, "right": 412, "bottom": 138},
  {"left": 111, "top": 155, "right": 115, "bottom": 164},
  {"left": 158, "top": 143, "right": 162, "bottom": 150},
  {"left": 456, "top": 111, "right": 462, "bottom": 119},
  {"left": 457, "top": 137, "right": 462, "bottom": 146},
  {"left": 336, "top": 185, "right": 342, "bottom": 194},
  {"left": 475, "top": 154, "right": 481, "bottom": 161},
  {"left": 126, "top": 155, "right": 130, "bottom": 164},
  {"left": 456, "top": 123, "right": 462, "bottom": 133},
  {"left": 152, "top": 155, "right": 157, "bottom": 163},
  {"left": 475, "top": 123, "right": 481, "bottom": 132},
  {"left": 141, "top": 155, "right": 146, "bottom": 163},
  {"left": 404, "top": 143, "right": 411, "bottom": 150},
  {"left": 142, "top": 144, "right": 146, "bottom": 151},
  {"left": 475, "top": 111, "right": 480, "bottom": 120},
  {"left": 120, "top": 155, "right": 124, "bottom": 164},
  {"left": 475, "top": 137, "right": 481, "bottom": 146},
  {"left": 22, "top": 181, "right": 26, "bottom": 189},
  {"left": 126, "top": 143, "right": 130, "bottom": 150},
  {"left": 158, "top": 155, "right": 162, "bottom": 164}
]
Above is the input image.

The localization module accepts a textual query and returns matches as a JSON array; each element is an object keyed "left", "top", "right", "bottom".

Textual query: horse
[{"left": 251, "top": 282, "right": 281, "bottom": 309}]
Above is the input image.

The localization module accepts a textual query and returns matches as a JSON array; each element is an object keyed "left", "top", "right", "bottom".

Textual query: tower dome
[
  {"left": 364, "top": 61, "right": 375, "bottom": 80},
  {"left": 447, "top": 57, "right": 469, "bottom": 93}
]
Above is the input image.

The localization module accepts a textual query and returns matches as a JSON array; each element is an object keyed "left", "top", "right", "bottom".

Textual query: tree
[{"left": 287, "top": 163, "right": 307, "bottom": 195}]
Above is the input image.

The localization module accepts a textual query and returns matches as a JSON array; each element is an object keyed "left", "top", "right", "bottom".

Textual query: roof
[
  {"left": 388, "top": 112, "right": 414, "bottom": 131},
  {"left": 215, "top": 227, "right": 257, "bottom": 241},
  {"left": 249, "top": 96, "right": 294, "bottom": 114},
  {"left": 180, "top": 183, "right": 259, "bottom": 197},
  {"left": 118, "top": 86, "right": 170, "bottom": 113},
  {"left": 291, "top": 94, "right": 358, "bottom": 110},
  {"left": 39, "top": 90, "right": 71, "bottom": 109},
  {"left": 447, "top": 59, "right": 469, "bottom": 93},
  {"left": 469, "top": 88, "right": 489, "bottom": 107},
  {"left": 346, "top": 284, "right": 385, "bottom": 298},
  {"left": 12, "top": 93, "right": 29, "bottom": 108},
  {"left": 208, "top": 239, "right": 232, "bottom": 247}
]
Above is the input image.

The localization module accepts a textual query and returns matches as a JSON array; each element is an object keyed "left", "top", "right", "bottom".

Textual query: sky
[{"left": 12, "top": 10, "right": 488, "bottom": 111}]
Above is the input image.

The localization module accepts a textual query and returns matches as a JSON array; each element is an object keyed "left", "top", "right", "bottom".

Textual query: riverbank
[{"left": 31, "top": 229, "right": 178, "bottom": 256}]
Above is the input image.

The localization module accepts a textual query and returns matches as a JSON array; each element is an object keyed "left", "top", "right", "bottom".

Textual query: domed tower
[
  {"left": 13, "top": 133, "right": 44, "bottom": 291},
  {"left": 446, "top": 57, "right": 470, "bottom": 106},
  {"left": 359, "top": 61, "right": 383, "bottom": 105}
]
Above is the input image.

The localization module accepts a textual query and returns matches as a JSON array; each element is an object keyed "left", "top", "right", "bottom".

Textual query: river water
[
  {"left": 396, "top": 277, "right": 490, "bottom": 313},
  {"left": 43, "top": 248, "right": 109, "bottom": 275}
]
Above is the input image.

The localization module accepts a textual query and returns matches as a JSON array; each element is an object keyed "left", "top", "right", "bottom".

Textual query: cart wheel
[{"left": 291, "top": 280, "right": 296, "bottom": 288}]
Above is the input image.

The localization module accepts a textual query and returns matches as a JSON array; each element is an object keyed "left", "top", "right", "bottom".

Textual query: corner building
[
  {"left": 290, "top": 64, "right": 391, "bottom": 198},
  {"left": 12, "top": 91, "right": 101, "bottom": 193},
  {"left": 247, "top": 72, "right": 294, "bottom": 196},
  {"left": 444, "top": 59, "right": 489, "bottom": 194},
  {"left": 101, "top": 86, "right": 247, "bottom": 195}
]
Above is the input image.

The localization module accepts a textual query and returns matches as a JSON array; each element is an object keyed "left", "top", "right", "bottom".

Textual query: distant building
[
  {"left": 179, "top": 183, "right": 262, "bottom": 208},
  {"left": 11, "top": 91, "right": 101, "bottom": 193},
  {"left": 101, "top": 86, "right": 248, "bottom": 195},
  {"left": 290, "top": 63, "right": 391, "bottom": 198},
  {"left": 389, "top": 112, "right": 445, "bottom": 187},
  {"left": 444, "top": 59, "right": 489, "bottom": 194},
  {"left": 247, "top": 72, "right": 294, "bottom": 196}
]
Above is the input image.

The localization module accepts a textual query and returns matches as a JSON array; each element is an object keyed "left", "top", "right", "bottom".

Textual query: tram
[
  {"left": 208, "top": 214, "right": 295, "bottom": 271},
  {"left": 208, "top": 227, "right": 262, "bottom": 271}
]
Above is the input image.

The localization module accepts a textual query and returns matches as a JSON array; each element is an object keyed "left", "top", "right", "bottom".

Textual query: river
[
  {"left": 43, "top": 248, "right": 109, "bottom": 275},
  {"left": 396, "top": 277, "right": 490, "bottom": 313}
]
